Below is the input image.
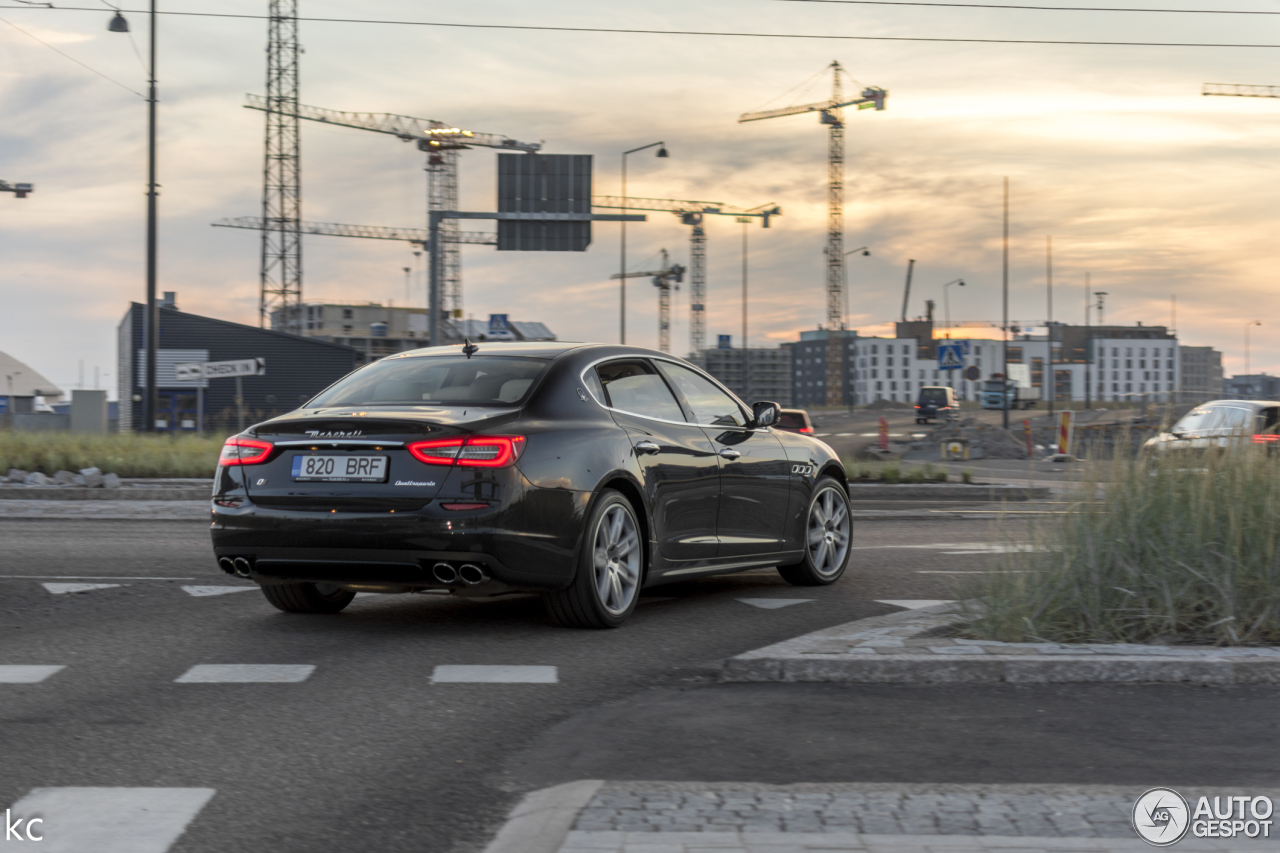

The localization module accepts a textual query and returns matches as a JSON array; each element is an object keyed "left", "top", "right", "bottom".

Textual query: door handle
[
  {"left": 718, "top": 448, "right": 741, "bottom": 459},
  {"left": 635, "top": 440, "right": 660, "bottom": 454}
]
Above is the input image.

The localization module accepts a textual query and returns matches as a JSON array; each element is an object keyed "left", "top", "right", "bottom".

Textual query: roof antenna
[{"left": 462, "top": 338, "right": 479, "bottom": 359}]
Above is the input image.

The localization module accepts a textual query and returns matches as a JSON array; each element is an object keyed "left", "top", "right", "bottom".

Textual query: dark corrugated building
[{"left": 118, "top": 300, "right": 359, "bottom": 433}]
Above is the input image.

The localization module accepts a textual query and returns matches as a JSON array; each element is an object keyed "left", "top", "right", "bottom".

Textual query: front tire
[
  {"left": 260, "top": 582, "right": 355, "bottom": 614},
  {"left": 777, "top": 477, "right": 852, "bottom": 586},
  {"left": 544, "top": 489, "right": 643, "bottom": 629}
]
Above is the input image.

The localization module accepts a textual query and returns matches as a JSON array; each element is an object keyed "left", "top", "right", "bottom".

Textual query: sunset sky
[{"left": 2, "top": 0, "right": 1278, "bottom": 397}]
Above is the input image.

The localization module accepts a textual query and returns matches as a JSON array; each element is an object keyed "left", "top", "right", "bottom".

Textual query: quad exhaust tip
[
  {"left": 458, "top": 563, "right": 489, "bottom": 585},
  {"left": 431, "top": 561, "right": 489, "bottom": 585},
  {"left": 231, "top": 557, "right": 253, "bottom": 578},
  {"left": 217, "top": 557, "right": 235, "bottom": 575}
]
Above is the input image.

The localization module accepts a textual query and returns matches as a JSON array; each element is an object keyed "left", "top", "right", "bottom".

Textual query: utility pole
[
  {"left": 741, "top": 218, "right": 749, "bottom": 401},
  {"left": 1084, "top": 272, "right": 1091, "bottom": 411},
  {"left": 1046, "top": 235, "right": 1054, "bottom": 418},
  {"left": 260, "top": 0, "right": 302, "bottom": 334},
  {"left": 1001, "top": 177, "right": 1009, "bottom": 430}
]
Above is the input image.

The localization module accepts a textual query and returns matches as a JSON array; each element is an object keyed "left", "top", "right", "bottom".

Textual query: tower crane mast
[
  {"left": 244, "top": 95, "right": 540, "bottom": 336},
  {"left": 592, "top": 196, "right": 779, "bottom": 356},
  {"left": 610, "top": 249, "right": 686, "bottom": 353},
  {"left": 739, "top": 61, "right": 886, "bottom": 406}
]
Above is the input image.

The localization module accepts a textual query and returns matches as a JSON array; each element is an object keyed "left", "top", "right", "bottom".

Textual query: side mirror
[{"left": 752, "top": 401, "right": 780, "bottom": 428}]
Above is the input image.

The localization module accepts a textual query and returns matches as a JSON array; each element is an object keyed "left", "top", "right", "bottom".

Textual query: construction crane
[
  {"left": 592, "top": 197, "right": 779, "bottom": 356},
  {"left": 0, "top": 180, "right": 33, "bottom": 198},
  {"left": 1204, "top": 83, "right": 1280, "bottom": 99},
  {"left": 609, "top": 249, "right": 686, "bottom": 353},
  {"left": 243, "top": 94, "right": 541, "bottom": 336},
  {"left": 739, "top": 61, "right": 886, "bottom": 406},
  {"left": 213, "top": 217, "right": 497, "bottom": 247}
]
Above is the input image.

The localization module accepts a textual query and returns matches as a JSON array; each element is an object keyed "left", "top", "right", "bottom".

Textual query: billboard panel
[{"left": 497, "top": 154, "right": 592, "bottom": 251}]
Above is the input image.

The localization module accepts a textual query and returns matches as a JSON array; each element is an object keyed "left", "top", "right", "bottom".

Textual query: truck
[{"left": 980, "top": 376, "right": 1036, "bottom": 411}]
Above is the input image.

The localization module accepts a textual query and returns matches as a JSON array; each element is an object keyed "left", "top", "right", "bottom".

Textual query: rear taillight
[
  {"left": 1252, "top": 434, "right": 1280, "bottom": 443},
  {"left": 407, "top": 435, "right": 525, "bottom": 468},
  {"left": 799, "top": 426, "right": 814, "bottom": 434},
  {"left": 219, "top": 436, "right": 273, "bottom": 466}
]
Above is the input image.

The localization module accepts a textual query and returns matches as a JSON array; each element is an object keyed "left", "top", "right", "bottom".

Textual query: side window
[
  {"left": 658, "top": 362, "right": 747, "bottom": 427},
  {"left": 582, "top": 370, "right": 606, "bottom": 405},
  {"left": 1220, "top": 407, "right": 1250, "bottom": 432},
  {"left": 594, "top": 359, "right": 685, "bottom": 422}
]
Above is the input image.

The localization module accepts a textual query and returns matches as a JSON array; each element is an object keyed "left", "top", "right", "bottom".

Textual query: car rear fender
[{"left": 581, "top": 473, "right": 653, "bottom": 586}]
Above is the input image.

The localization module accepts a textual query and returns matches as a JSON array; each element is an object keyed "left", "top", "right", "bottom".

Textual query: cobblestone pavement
[
  {"left": 0, "top": 499, "right": 207, "bottom": 520},
  {"left": 552, "top": 784, "right": 1271, "bottom": 853},
  {"left": 723, "top": 604, "right": 1280, "bottom": 684}
]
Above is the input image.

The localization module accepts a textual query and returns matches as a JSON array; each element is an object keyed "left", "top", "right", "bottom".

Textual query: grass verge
[
  {"left": 961, "top": 447, "right": 1280, "bottom": 646},
  {"left": 0, "top": 430, "right": 224, "bottom": 479},
  {"left": 843, "top": 458, "right": 950, "bottom": 483}
]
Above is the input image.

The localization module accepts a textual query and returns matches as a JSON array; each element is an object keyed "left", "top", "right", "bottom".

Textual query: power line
[
  {"left": 0, "top": 14, "right": 143, "bottom": 96},
  {"left": 766, "top": 0, "right": 1280, "bottom": 16},
  {"left": 1, "top": 6, "right": 1279, "bottom": 48}
]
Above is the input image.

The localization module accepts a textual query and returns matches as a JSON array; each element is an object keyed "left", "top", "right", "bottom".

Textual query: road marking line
[
  {"left": 5, "top": 787, "right": 216, "bottom": 853},
  {"left": 0, "top": 575, "right": 196, "bottom": 580},
  {"left": 736, "top": 598, "right": 814, "bottom": 609},
  {"left": 0, "top": 665, "right": 65, "bottom": 683},
  {"left": 42, "top": 582, "right": 123, "bottom": 595},
  {"left": 918, "top": 570, "right": 1032, "bottom": 574},
  {"left": 174, "top": 664, "right": 315, "bottom": 683},
  {"left": 180, "top": 585, "right": 257, "bottom": 597},
  {"left": 431, "top": 665, "right": 558, "bottom": 683},
  {"left": 875, "top": 599, "right": 956, "bottom": 610}
]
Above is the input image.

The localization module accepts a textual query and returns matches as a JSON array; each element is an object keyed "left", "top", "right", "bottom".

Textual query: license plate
[{"left": 290, "top": 455, "right": 388, "bottom": 482}]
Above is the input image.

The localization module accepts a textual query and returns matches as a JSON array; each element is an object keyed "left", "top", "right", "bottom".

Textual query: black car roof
[{"left": 389, "top": 342, "right": 679, "bottom": 362}]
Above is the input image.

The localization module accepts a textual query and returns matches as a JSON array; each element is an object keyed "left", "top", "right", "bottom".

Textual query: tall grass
[
  {"left": 0, "top": 431, "right": 225, "bottom": 479},
  {"left": 843, "top": 458, "right": 950, "bottom": 483},
  {"left": 963, "top": 446, "right": 1280, "bottom": 646}
]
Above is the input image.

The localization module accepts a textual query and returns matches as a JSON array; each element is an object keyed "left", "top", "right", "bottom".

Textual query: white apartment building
[{"left": 849, "top": 329, "right": 1181, "bottom": 405}]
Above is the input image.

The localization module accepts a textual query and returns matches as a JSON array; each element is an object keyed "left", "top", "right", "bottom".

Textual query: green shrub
[
  {"left": 0, "top": 431, "right": 225, "bottom": 479},
  {"left": 962, "top": 447, "right": 1280, "bottom": 646}
]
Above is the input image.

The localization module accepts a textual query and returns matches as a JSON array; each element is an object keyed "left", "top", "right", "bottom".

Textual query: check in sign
[{"left": 174, "top": 359, "right": 266, "bottom": 381}]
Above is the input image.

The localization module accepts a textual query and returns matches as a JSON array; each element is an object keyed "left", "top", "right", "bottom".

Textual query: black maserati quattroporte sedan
[{"left": 210, "top": 342, "right": 851, "bottom": 628}]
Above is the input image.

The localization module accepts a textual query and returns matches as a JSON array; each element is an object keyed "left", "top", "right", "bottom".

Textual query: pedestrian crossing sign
[{"left": 938, "top": 343, "right": 965, "bottom": 370}]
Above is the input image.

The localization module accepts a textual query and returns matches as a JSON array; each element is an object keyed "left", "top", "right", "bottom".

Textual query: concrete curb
[
  {"left": 483, "top": 780, "right": 604, "bottom": 853},
  {"left": 0, "top": 487, "right": 209, "bottom": 501},
  {"left": 845, "top": 483, "right": 1051, "bottom": 501},
  {"left": 722, "top": 604, "right": 1280, "bottom": 685}
]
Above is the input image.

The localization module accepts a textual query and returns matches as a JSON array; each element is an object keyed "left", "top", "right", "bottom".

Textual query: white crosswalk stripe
[
  {"left": 42, "top": 583, "right": 122, "bottom": 595},
  {"left": 736, "top": 598, "right": 814, "bottom": 610},
  {"left": 432, "top": 665, "right": 558, "bottom": 683},
  {"left": 0, "top": 665, "right": 65, "bottom": 683},
  {"left": 875, "top": 599, "right": 956, "bottom": 610},
  {"left": 174, "top": 664, "right": 315, "bottom": 683},
  {"left": 5, "top": 787, "right": 215, "bottom": 852},
  {"left": 180, "top": 585, "right": 257, "bottom": 597}
]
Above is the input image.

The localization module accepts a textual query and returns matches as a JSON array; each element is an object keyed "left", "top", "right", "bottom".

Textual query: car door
[
  {"left": 656, "top": 360, "right": 792, "bottom": 558},
  {"left": 591, "top": 358, "right": 720, "bottom": 562}
]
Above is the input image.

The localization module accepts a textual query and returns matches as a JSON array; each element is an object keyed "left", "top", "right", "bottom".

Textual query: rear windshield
[
  {"left": 777, "top": 411, "right": 807, "bottom": 429},
  {"left": 918, "top": 388, "right": 949, "bottom": 404},
  {"left": 308, "top": 356, "right": 549, "bottom": 408}
]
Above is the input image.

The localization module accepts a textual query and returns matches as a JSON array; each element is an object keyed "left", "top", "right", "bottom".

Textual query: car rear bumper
[{"left": 209, "top": 489, "right": 589, "bottom": 591}]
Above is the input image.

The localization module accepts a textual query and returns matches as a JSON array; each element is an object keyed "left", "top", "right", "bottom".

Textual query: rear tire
[
  {"left": 777, "top": 477, "right": 852, "bottom": 586},
  {"left": 544, "top": 489, "right": 643, "bottom": 629},
  {"left": 260, "top": 582, "right": 355, "bottom": 614}
]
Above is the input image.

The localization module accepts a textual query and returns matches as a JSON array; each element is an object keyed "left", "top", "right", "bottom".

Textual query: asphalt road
[{"left": 1, "top": 515, "right": 1271, "bottom": 852}]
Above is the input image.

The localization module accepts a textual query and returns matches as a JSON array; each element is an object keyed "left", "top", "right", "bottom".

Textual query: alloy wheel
[
  {"left": 806, "top": 486, "right": 850, "bottom": 577},
  {"left": 593, "top": 503, "right": 641, "bottom": 615}
]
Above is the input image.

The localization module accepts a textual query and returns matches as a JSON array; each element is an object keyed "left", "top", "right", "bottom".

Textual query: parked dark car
[
  {"left": 210, "top": 343, "right": 852, "bottom": 628},
  {"left": 1143, "top": 399, "right": 1280, "bottom": 453},
  {"left": 915, "top": 386, "right": 958, "bottom": 424},
  {"left": 776, "top": 408, "right": 815, "bottom": 434}
]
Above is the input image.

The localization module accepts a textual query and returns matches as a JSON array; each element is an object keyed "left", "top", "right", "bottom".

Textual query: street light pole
[
  {"left": 941, "top": 278, "right": 964, "bottom": 393},
  {"left": 1046, "top": 235, "right": 1054, "bottom": 418},
  {"left": 619, "top": 141, "right": 667, "bottom": 344},
  {"left": 109, "top": 5, "right": 159, "bottom": 432},
  {"left": 1002, "top": 177, "right": 1009, "bottom": 429}
]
